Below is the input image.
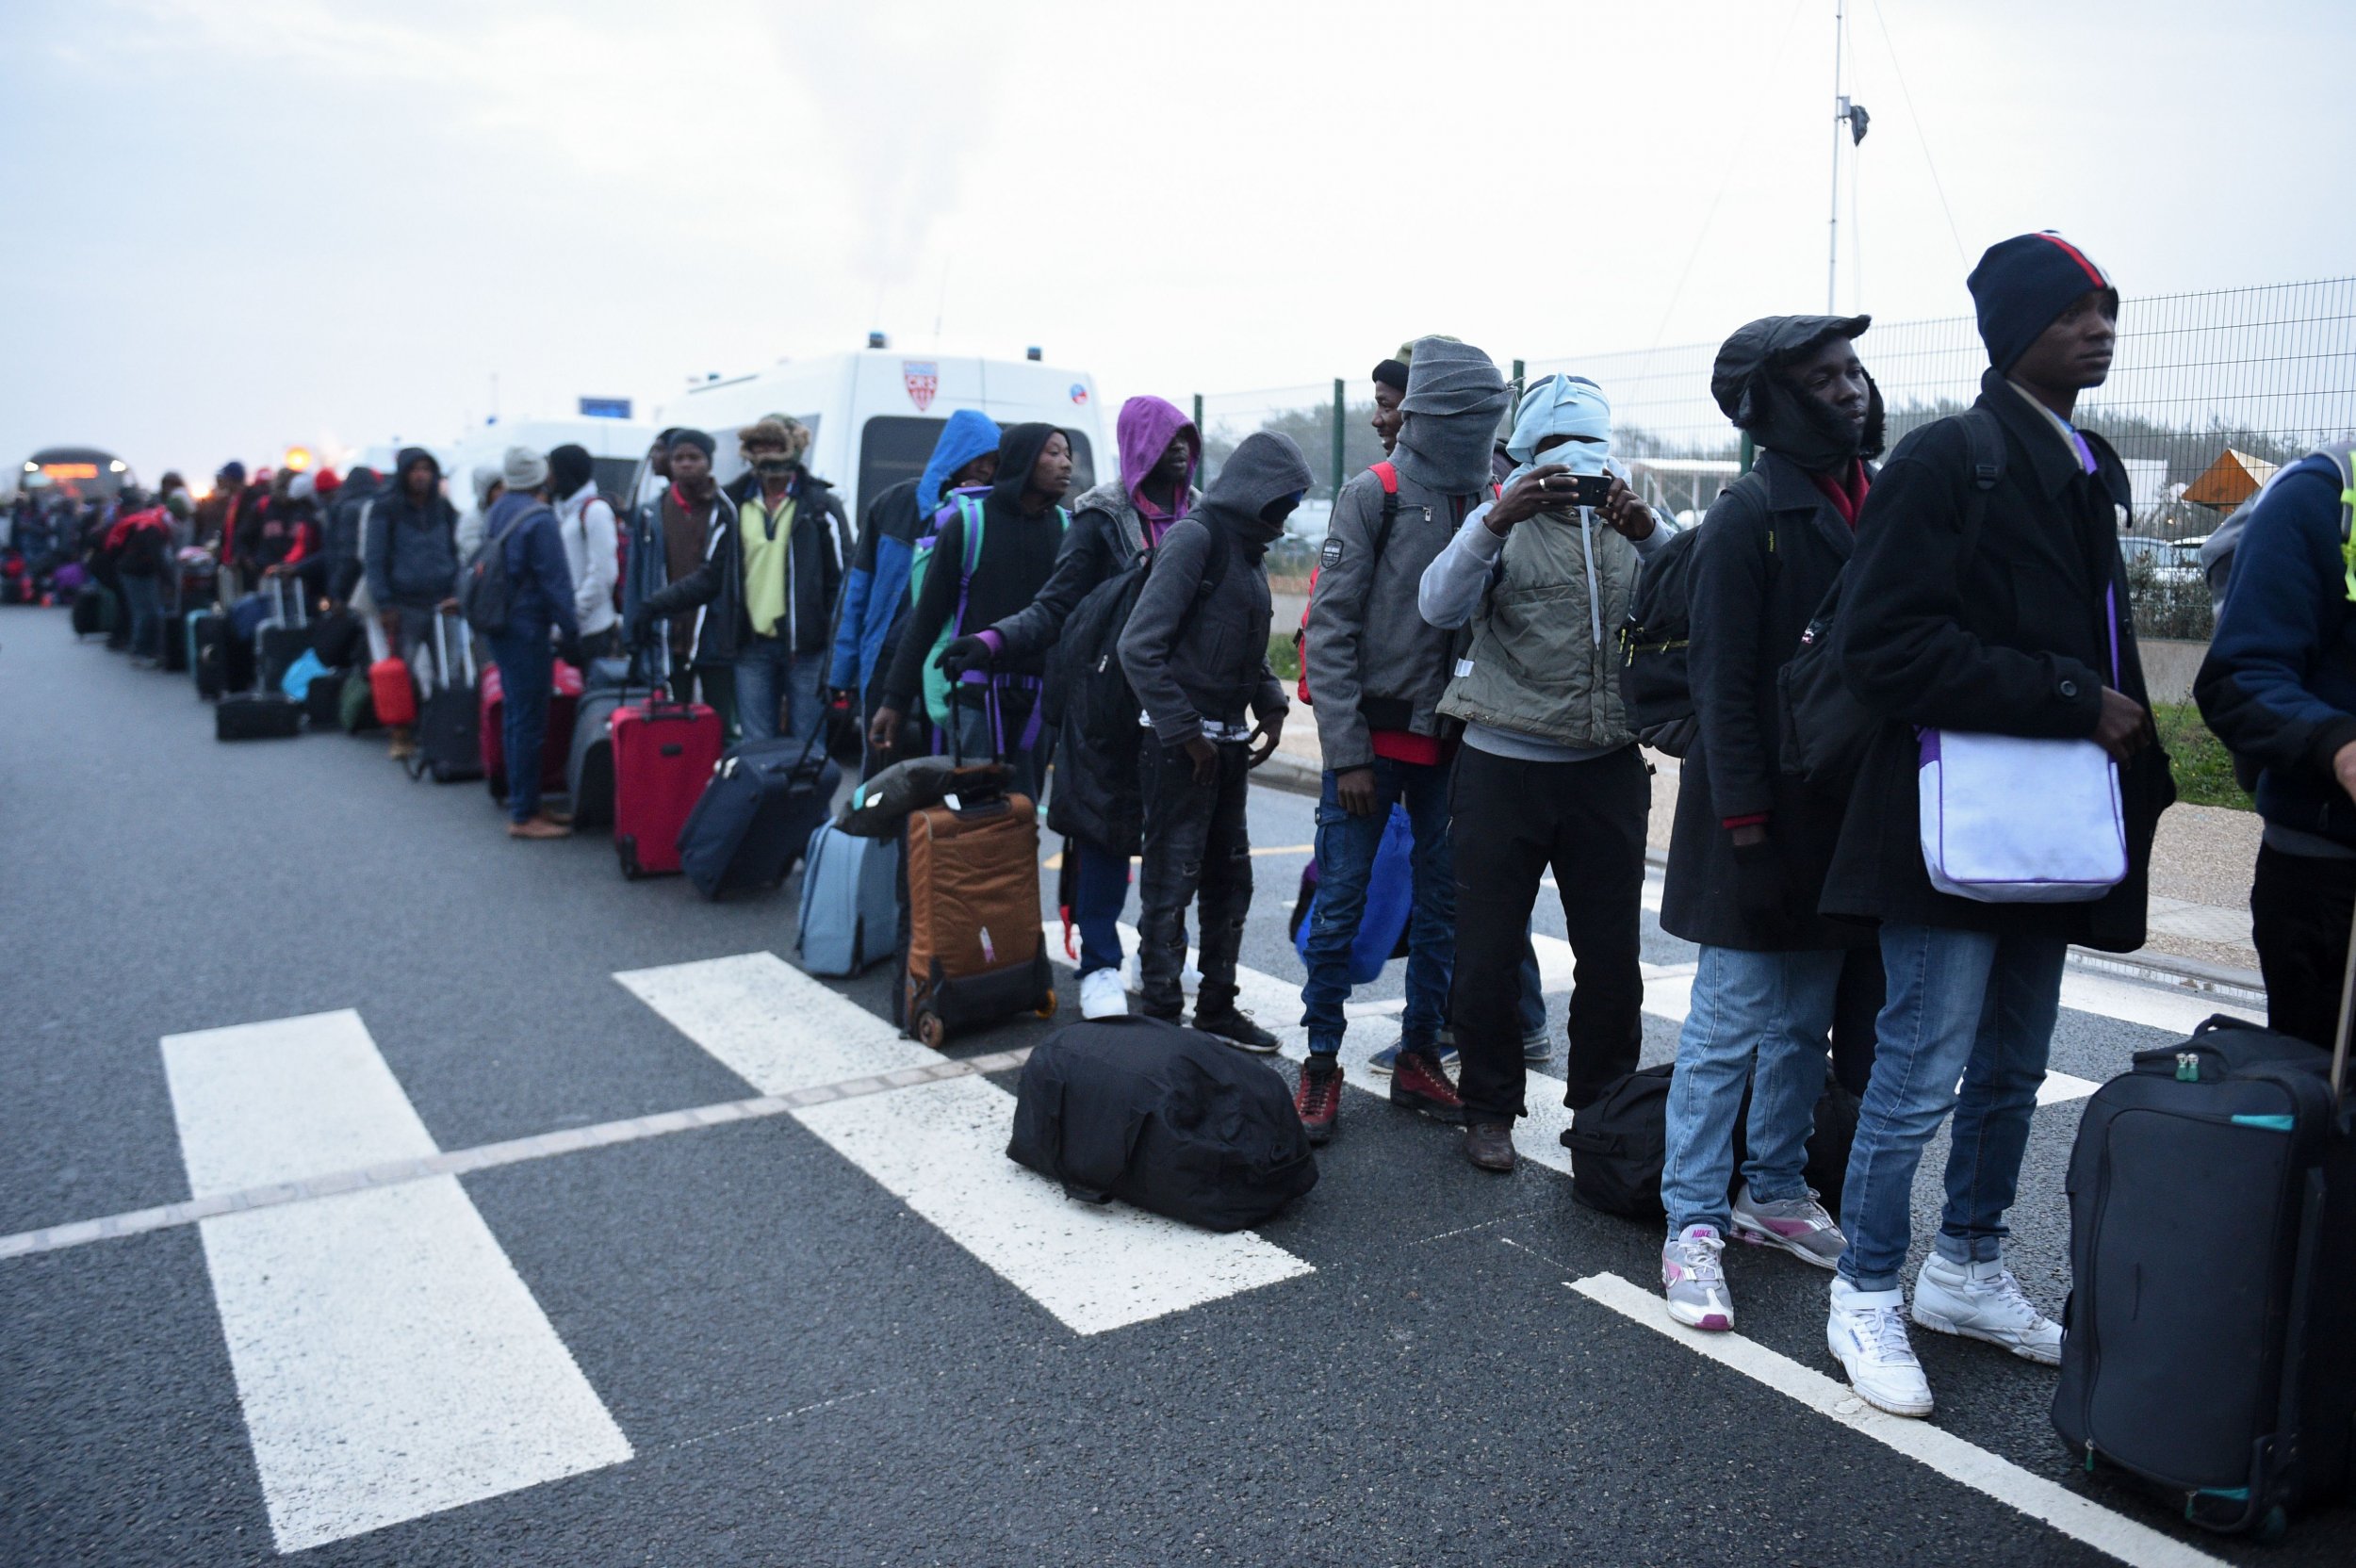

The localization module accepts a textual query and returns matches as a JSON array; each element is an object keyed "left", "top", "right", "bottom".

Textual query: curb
[{"left": 1253, "top": 752, "right": 1323, "bottom": 800}]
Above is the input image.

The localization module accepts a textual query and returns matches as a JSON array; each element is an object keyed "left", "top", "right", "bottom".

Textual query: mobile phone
[{"left": 1563, "top": 471, "right": 1614, "bottom": 508}]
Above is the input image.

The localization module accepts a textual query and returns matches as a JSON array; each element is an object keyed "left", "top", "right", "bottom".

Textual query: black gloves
[
  {"left": 938, "top": 634, "right": 993, "bottom": 678},
  {"left": 1730, "top": 836, "right": 1791, "bottom": 920}
]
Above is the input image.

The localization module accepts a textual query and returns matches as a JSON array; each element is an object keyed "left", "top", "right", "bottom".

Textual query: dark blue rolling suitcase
[
  {"left": 2053, "top": 1007, "right": 2356, "bottom": 1537},
  {"left": 677, "top": 727, "right": 840, "bottom": 900}
]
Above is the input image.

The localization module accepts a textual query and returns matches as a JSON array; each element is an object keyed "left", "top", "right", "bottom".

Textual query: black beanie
[
  {"left": 1371, "top": 358, "right": 1409, "bottom": 393},
  {"left": 1967, "top": 232, "right": 2116, "bottom": 372},
  {"left": 547, "top": 443, "right": 595, "bottom": 495},
  {"left": 669, "top": 428, "right": 716, "bottom": 459}
]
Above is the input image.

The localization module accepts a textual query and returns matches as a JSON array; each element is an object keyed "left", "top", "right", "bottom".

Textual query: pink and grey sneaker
[
  {"left": 1730, "top": 1183, "right": 1846, "bottom": 1269},
  {"left": 1662, "top": 1224, "right": 1734, "bottom": 1331}
]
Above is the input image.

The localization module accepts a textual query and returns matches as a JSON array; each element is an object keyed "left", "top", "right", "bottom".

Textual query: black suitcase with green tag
[{"left": 2053, "top": 1011, "right": 2356, "bottom": 1538}]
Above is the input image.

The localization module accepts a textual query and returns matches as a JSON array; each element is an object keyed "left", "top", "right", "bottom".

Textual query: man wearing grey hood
[
  {"left": 1120, "top": 431, "right": 1309, "bottom": 1049},
  {"left": 1296, "top": 337, "right": 1511, "bottom": 1139}
]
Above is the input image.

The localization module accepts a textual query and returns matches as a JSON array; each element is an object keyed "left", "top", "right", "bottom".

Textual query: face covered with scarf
[
  {"left": 1503, "top": 374, "right": 1613, "bottom": 498},
  {"left": 1392, "top": 336, "right": 1510, "bottom": 496}
]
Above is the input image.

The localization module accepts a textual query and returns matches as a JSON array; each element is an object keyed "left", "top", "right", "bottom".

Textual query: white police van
[{"left": 650, "top": 336, "right": 1107, "bottom": 525}]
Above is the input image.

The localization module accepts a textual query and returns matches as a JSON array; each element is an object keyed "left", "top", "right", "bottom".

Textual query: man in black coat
[
  {"left": 1818, "top": 233, "right": 2173, "bottom": 1420},
  {"left": 1655, "top": 315, "right": 1886, "bottom": 1335}
]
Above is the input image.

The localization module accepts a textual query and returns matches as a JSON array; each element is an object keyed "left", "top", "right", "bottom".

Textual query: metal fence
[{"left": 1198, "top": 277, "right": 2356, "bottom": 555}]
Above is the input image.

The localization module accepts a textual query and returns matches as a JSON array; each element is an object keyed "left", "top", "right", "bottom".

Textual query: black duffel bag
[
  {"left": 1560, "top": 1057, "right": 1858, "bottom": 1221},
  {"left": 1008, "top": 1016, "right": 1317, "bottom": 1232}
]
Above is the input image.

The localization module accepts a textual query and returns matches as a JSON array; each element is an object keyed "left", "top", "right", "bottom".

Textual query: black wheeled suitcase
[
  {"left": 410, "top": 613, "right": 483, "bottom": 783},
  {"left": 305, "top": 671, "right": 345, "bottom": 728},
  {"left": 676, "top": 728, "right": 840, "bottom": 899},
  {"left": 255, "top": 578, "right": 311, "bottom": 694},
  {"left": 216, "top": 692, "right": 303, "bottom": 741},
  {"left": 565, "top": 687, "right": 625, "bottom": 830},
  {"left": 2053, "top": 1001, "right": 2356, "bottom": 1538},
  {"left": 192, "top": 610, "right": 250, "bottom": 698}
]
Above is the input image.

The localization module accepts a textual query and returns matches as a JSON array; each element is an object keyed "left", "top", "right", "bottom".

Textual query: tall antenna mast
[{"left": 1827, "top": 0, "right": 1844, "bottom": 313}]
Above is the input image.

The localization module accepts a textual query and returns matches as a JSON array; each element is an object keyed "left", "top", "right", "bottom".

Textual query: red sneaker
[
  {"left": 1390, "top": 1049, "right": 1463, "bottom": 1123},
  {"left": 1294, "top": 1057, "right": 1342, "bottom": 1144}
]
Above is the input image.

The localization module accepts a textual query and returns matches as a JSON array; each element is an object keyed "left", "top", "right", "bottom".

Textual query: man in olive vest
[{"left": 1417, "top": 374, "right": 1674, "bottom": 1172}]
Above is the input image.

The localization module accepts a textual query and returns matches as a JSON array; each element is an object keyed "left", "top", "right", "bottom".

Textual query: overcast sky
[{"left": 5, "top": 0, "right": 2350, "bottom": 485}]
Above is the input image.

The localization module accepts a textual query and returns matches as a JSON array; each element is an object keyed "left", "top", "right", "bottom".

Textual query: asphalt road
[{"left": 3, "top": 608, "right": 2349, "bottom": 1567}]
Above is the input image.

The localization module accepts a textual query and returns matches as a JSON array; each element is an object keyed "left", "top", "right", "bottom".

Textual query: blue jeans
[
  {"left": 1837, "top": 924, "right": 2066, "bottom": 1290},
  {"left": 489, "top": 625, "right": 553, "bottom": 825},
  {"left": 1072, "top": 838, "right": 1131, "bottom": 978},
  {"left": 1301, "top": 756, "right": 1452, "bottom": 1054},
  {"left": 1661, "top": 947, "right": 1843, "bottom": 1235},
  {"left": 735, "top": 636, "right": 825, "bottom": 748},
  {"left": 122, "top": 573, "right": 162, "bottom": 659}
]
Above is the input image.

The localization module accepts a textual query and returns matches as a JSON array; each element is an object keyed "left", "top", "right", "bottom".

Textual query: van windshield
[{"left": 857, "top": 417, "right": 1095, "bottom": 520}]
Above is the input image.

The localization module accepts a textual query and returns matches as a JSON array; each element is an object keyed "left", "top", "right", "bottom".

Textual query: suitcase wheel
[
  {"left": 913, "top": 1009, "right": 948, "bottom": 1051},
  {"left": 619, "top": 837, "right": 642, "bottom": 880},
  {"left": 1035, "top": 988, "right": 1058, "bottom": 1021},
  {"left": 2257, "top": 1509, "right": 2287, "bottom": 1544}
]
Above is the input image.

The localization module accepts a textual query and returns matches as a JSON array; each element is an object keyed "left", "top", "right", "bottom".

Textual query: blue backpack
[{"left": 1291, "top": 804, "right": 1415, "bottom": 985}]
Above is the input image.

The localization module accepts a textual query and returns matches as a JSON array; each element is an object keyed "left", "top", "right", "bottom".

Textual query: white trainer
[
  {"left": 1079, "top": 968, "right": 1130, "bottom": 1021},
  {"left": 1827, "top": 1277, "right": 1934, "bottom": 1418},
  {"left": 1911, "top": 1254, "right": 2064, "bottom": 1365}
]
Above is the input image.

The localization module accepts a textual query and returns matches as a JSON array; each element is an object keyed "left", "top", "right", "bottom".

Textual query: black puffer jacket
[
  {"left": 1819, "top": 369, "right": 2174, "bottom": 948},
  {"left": 1661, "top": 450, "right": 1875, "bottom": 951}
]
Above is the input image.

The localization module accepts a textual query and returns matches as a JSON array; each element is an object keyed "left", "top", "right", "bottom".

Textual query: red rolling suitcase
[
  {"left": 612, "top": 692, "right": 723, "bottom": 878},
  {"left": 481, "top": 659, "right": 583, "bottom": 802}
]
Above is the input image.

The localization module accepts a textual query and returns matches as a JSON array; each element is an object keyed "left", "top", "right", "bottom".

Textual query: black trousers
[
  {"left": 1450, "top": 743, "right": 1649, "bottom": 1120},
  {"left": 2250, "top": 843, "right": 2356, "bottom": 1052},
  {"left": 1137, "top": 737, "right": 1252, "bottom": 1021},
  {"left": 1831, "top": 944, "right": 1886, "bottom": 1099}
]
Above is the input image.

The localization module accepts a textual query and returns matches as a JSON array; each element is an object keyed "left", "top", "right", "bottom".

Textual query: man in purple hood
[{"left": 945, "top": 395, "right": 1201, "bottom": 1021}]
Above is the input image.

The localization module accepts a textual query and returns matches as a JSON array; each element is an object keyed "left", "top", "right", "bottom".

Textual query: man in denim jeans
[
  {"left": 1292, "top": 339, "right": 1511, "bottom": 1143},
  {"left": 1817, "top": 234, "right": 2173, "bottom": 1417}
]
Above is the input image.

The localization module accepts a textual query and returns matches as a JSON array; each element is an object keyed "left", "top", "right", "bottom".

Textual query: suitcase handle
[{"left": 432, "top": 610, "right": 477, "bottom": 694}]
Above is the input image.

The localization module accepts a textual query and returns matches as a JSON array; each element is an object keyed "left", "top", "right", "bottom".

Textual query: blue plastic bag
[
  {"left": 1293, "top": 803, "right": 1414, "bottom": 986},
  {"left": 279, "top": 647, "right": 328, "bottom": 699}
]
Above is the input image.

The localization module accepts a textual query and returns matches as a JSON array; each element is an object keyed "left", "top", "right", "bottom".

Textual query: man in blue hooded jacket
[
  {"left": 2196, "top": 441, "right": 2356, "bottom": 1050},
  {"left": 830, "top": 409, "right": 1000, "bottom": 775}
]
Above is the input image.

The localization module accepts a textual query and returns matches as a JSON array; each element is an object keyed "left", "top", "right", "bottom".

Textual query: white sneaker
[
  {"left": 1827, "top": 1277, "right": 1934, "bottom": 1417},
  {"left": 1079, "top": 968, "right": 1129, "bottom": 1021},
  {"left": 1911, "top": 1253, "right": 2064, "bottom": 1365},
  {"left": 1661, "top": 1225, "right": 1735, "bottom": 1331}
]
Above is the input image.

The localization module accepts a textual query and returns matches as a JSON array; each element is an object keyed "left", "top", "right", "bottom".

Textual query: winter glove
[
  {"left": 1730, "top": 837, "right": 1790, "bottom": 921},
  {"left": 937, "top": 634, "right": 993, "bottom": 678}
]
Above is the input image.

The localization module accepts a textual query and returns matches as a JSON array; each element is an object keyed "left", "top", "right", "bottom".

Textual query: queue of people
[{"left": 57, "top": 229, "right": 2356, "bottom": 1435}]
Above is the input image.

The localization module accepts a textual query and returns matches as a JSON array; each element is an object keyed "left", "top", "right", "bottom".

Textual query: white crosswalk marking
[
  {"left": 162, "top": 1010, "right": 630, "bottom": 1554},
  {"left": 616, "top": 952, "right": 1313, "bottom": 1335}
]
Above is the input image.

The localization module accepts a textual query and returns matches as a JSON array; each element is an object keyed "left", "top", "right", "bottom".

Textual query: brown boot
[
  {"left": 507, "top": 816, "right": 570, "bottom": 840},
  {"left": 1464, "top": 1120, "right": 1517, "bottom": 1173},
  {"left": 388, "top": 727, "right": 416, "bottom": 760}
]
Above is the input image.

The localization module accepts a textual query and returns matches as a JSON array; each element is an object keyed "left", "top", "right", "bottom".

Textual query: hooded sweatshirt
[
  {"left": 880, "top": 421, "right": 1071, "bottom": 710},
  {"left": 979, "top": 397, "right": 1202, "bottom": 664},
  {"left": 1392, "top": 336, "right": 1510, "bottom": 496},
  {"left": 324, "top": 467, "right": 381, "bottom": 602},
  {"left": 1120, "top": 431, "right": 1309, "bottom": 743},
  {"left": 364, "top": 449, "right": 461, "bottom": 609},
  {"left": 1710, "top": 314, "right": 1885, "bottom": 483},
  {"left": 832, "top": 409, "right": 1003, "bottom": 694}
]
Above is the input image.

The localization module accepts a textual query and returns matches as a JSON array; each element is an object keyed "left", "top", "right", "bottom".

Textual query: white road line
[
  {"left": 162, "top": 1011, "right": 630, "bottom": 1554},
  {"left": 619, "top": 952, "right": 1312, "bottom": 1336},
  {"left": 2059, "top": 968, "right": 2261, "bottom": 1035},
  {"left": 1568, "top": 1271, "right": 2221, "bottom": 1568}
]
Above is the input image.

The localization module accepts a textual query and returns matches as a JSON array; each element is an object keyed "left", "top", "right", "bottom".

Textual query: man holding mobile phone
[{"left": 1417, "top": 374, "right": 1675, "bottom": 1172}]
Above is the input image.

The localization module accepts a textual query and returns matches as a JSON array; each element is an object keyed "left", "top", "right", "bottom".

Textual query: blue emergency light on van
[{"left": 578, "top": 397, "right": 632, "bottom": 419}]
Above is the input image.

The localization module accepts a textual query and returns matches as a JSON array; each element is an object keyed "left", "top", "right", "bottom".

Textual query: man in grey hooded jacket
[
  {"left": 1293, "top": 337, "right": 1512, "bottom": 1141},
  {"left": 1120, "top": 431, "right": 1309, "bottom": 1049}
]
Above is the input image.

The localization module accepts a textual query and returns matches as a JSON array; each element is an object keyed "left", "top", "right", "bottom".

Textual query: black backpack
[
  {"left": 459, "top": 502, "right": 541, "bottom": 637},
  {"left": 1559, "top": 1060, "right": 1859, "bottom": 1221},
  {"left": 1039, "top": 524, "right": 1227, "bottom": 854},
  {"left": 1776, "top": 407, "right": 2004, "bottom": 784},
  {"left": 1006, "top": 1015, "right": 1317, "bottom": 1232},
  {"left": 1618, "top": 472, "right": 1774, "bottom": 758}
]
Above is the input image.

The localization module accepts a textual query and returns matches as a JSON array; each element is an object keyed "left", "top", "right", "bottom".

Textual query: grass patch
[
  {"left": 2153, "top": 702, "right": 2250, "bottom": 810},
  {"left": 1268, "top": 630, "right": 1300, "bottom": 683}
]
